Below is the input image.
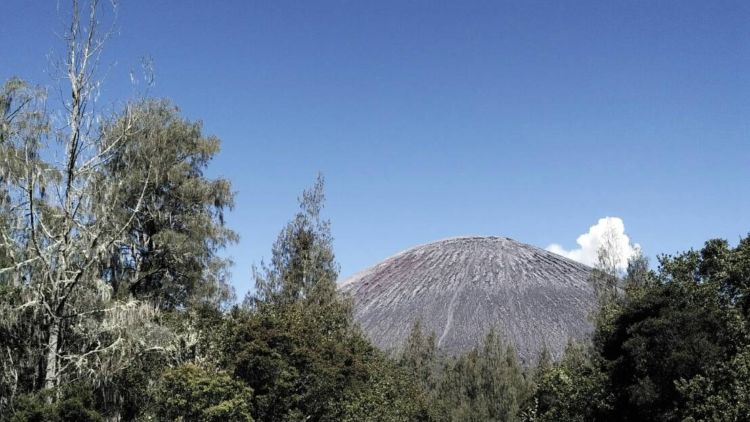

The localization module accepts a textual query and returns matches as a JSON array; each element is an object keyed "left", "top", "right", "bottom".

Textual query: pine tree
[
  {"left": 400, "top": 320, "right": 438, "bottom": 392},
  {"left": 249, "top": 173, "right": 339, "bottom": 308},
  {"left": 433, "top": 330, "right": 531, "bottom": 422}
]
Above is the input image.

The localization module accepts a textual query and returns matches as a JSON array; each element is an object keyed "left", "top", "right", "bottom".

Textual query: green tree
[
  {"left": 229, "top": 177, "right": 370, "bottom": 419},
  {"left": 249, "top": 174, "right": 338, "bottom": 308},
  {"left": 623, "top": 248, "right": 652, "bottom": 289},
  {"left": 98, "top": 99, "right": 237, "bottom": 309},
  {"left": 591, "top": 237, "right": 750, "bottom": 422},
  {"left": 526, "top": 235, "right": 750, "bottom": 422},
  {"left": 10, "top": 386, "right": 104, "bottom": 422},
  {"left": 433, "top": 330, "right": 531, "bottom": 422},
  {"left": 595, "top": 281, "right": 741, "bottom": 421},
  {"left": 524, "top": 342, "right": 610, "bottom": 422},
  {"left": 399, "top": 320, "right": 438, "bottom": 392},
  {"left": 338, "top": 356, "right": 433, "bottom": 422},
  {"left": 221, "top": 178, "right": 428, "bottom": 421},
  {"left": 151, "top": 364, "right": 254, "bottom": 422},
  {"left": 675, "top": 345, "right": 750, "bottom": 421}
]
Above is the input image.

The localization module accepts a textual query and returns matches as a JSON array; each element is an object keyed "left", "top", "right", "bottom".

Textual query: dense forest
[{"left": 1, "top": 2, "right": 749, "bottom": 421}]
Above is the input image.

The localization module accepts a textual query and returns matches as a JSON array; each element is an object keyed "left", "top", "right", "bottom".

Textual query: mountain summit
[{"left": 340, "top": 236, "right": 596, "bottom": 363}]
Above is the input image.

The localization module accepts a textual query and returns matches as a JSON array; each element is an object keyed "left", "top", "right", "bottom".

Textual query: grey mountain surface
[{"left": 339, "top": 236, "right": 596, "bottom": 363}]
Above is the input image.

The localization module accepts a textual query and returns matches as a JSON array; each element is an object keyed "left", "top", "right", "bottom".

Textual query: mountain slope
[{"left": 340, "top": 236, "right": 596, "bottom": 363}]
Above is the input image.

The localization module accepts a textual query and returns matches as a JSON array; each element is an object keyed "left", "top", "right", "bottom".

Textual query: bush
[
  {"left": 11, "top": 387, "right": 103, "bottom": 422},
  {"left": 151, "top": 364, "right": 254, "bottom": 422}
]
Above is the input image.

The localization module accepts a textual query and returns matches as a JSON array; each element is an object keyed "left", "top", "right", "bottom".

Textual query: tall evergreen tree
[
  {"left": 433, "top": 330, "right": 532, "bottom": 422},
  {"left": 249, "top": 174, "right": 338, "bottom": 308},
  {"left": 222, "top": 177, "right": 429, "bottom": 421},
  {"left": 98, "top": 99, "right": 237, "bottom": 309},
  {"left": 400, "top": 320, "right": 439, "bottom": 392}
]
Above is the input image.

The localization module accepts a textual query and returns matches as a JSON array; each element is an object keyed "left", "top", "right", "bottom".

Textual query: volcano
[{"left": 340, "top": 236, "right": 596, "bottom": 363}]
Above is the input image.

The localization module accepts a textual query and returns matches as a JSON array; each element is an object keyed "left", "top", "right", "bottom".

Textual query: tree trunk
[{"left": 44, "top": 318, "right": 60, "bottom": 392}]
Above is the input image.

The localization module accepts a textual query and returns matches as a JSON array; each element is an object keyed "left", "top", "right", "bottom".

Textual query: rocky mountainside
[{"left": 340, "top": 236, "right": 596, "bottom": 363}]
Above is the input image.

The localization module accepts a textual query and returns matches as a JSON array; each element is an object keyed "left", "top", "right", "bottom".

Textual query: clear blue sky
[{"left": 3, "top": 1, "right": 749, "bottom": 299}]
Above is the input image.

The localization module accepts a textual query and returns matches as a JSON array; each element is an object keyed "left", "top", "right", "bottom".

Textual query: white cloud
[{"left": 546, "top": 217, "right": 639, "bottom": 271}]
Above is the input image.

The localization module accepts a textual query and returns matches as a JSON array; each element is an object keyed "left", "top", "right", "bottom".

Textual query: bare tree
[
  {"left": 591, "top": 221, "right": 624, "bottom": 303},
  {"left": 596, "top": 222, "right": 624, "bottom": 279}
]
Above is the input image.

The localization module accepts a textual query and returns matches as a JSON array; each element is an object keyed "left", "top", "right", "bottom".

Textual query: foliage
[
  {"left": 151, "top": 364, "right": 254, "bottom": 422},
  {"left": 529, "top": 235, "right": 750, "bottom": 422},
  {"left": 399, "top": 320, "right": 439, "bottom": 393},
  {"left": 219, "top": 304, "right": 430, "bottom": 421},
  {"left": 337, "top": 357, "right": 433, "bottom": 422},
  {"left": 250, "top": 174, "right": 338, "bottom": 308},
  {"left": 596, "top": 281, "right": 741, "bottom": 421},
  {"left": 433, "top": 331, "right": 532, "bottom": 422},
  {"left": 398, "top": 323, "right": 533, "bottom": 422},
  {"left": 0, "top": 2, "right": 235, "bottom": 417},
  {"left": 99, "top": 99, "right": 237, "bottom": 309},
  {"left": 222, "top": 178, "right": 430, "bottom": 421},
  {"left": 675, "top": 345, "right": 750, "bottom": 421},
  {"left": 10, "top": 386, "right": 103, "bottom": 422},
  {"left": 524, "top": 342, "right": 610, "bottom": 422}
]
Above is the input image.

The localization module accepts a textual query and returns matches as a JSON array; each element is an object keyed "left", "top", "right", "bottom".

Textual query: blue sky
[{"left": 3, "top": 1, "right": 749, "bottom": 299}]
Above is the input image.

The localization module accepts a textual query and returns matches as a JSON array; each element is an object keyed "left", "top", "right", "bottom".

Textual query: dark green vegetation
[
  {"left": 527, "top": 238, "right": 750, "bottom": 422},
  {"left": 2, "top": 2, "right": 749, "bottom": 421}
]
